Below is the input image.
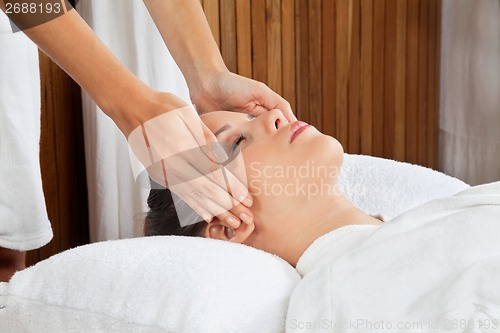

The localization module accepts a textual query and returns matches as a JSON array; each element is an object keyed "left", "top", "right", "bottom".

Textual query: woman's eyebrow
[
  {"left": 214, "top": 114, "right": 254, "bottom": 137},
  {"left": 214, "top": 124, "right": 231, "bottom": 137}
]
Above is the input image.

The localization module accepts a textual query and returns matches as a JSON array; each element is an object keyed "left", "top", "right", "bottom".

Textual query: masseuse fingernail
[
  {"left": 212, "top": 143, "right": 228, "bottom": 163},
  {"left": 239, "top": 195, "right": 253, "bottom": 207},
  {"left": 239, "top": 213, "right": 253, "bottom": 225},
  {"left": 201, "top": 213, "right": 213, "bottom": 223},
  {"left": 226, "top": 216, "right": 240, "bottom": 228}
]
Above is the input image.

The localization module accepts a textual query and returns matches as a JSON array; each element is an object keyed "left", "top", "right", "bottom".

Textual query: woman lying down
[{"left": 145, "top": 110, "right": 500, "bottom": 332}]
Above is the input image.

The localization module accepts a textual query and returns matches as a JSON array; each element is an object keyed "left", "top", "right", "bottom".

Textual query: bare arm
[
  {"left": 0, "top": 1, "right": 186, "bottom": 136},
  {"left": 142, "top": 0, "right": 227, "bottom": 100}
]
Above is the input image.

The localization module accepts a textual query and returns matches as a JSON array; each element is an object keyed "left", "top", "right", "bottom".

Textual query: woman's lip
[{"left": 289, "top": 121, "right": 311, "bottom": 143}]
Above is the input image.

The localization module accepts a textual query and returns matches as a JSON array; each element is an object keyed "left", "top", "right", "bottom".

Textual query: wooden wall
[{"left": 201, "top": 0, "right": 441, "bottom": 167}]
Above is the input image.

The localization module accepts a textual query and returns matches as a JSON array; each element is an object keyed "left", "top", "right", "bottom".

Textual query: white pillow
[
  {"left": 0, "top": 154, "right": 469, "bottom": 332},
  {"left": 0, "top": 236, "right": 301, "bottom": 333}
]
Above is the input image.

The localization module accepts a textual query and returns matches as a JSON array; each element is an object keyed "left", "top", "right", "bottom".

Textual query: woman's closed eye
[{"left": 232, "top": 134, "right": 247, "bottom": 153}]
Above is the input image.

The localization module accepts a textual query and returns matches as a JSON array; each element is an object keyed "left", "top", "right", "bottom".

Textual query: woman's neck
[{"left": 271, "top": 194, "right": 383, "bottom": 266}]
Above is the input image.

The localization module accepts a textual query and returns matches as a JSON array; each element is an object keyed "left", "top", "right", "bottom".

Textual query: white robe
[{"left": 287, "top": 182, "right": 500, "bottom": 332}]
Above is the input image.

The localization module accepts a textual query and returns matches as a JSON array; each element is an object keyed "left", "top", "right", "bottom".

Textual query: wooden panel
[
  {"left": 406, "top": 0, "right": 419, "bottom": 164},
  {"left": 348, "top": 0, "right": 361, "bottom": 154},
  {"left": 417, "top": 0, "right": 430, "bottom": 166},
  {"left": 360, "top": 0, "right": 374, "bottom": 155},
  {"left": 251, "top": 0, "right": 267, "bottom": 84},
  {"left": 322, "top": 0, "right": 335, "bottom": 137},
  {"left": 384, "top": 0, "right": 396, "bottom": 159},
  {"left": 266, "top": 0, "right": 282, "bottom": 95},
  {"left": 427, "top": 0, "right": 441, "bottom": 169},
  {"left": 295, "top": 0, "right": 309, "bottom": 120},
  {"left": 335, "top": 0, "right": 350, "bottom": 146},
  {"left": 372, "top": 0, "right": 385, "bottom": 158},
  {"left": 282, "top": 0, "right": 296, "bottom": 112},
  {"left": 220, "top": 0, "right": 237, "bottom": 72},
  {"left": 236, "top": 0, "right": 252, "bottom": 77},
  {"left": 394, "top": 0, "right": 407, "bottom": 161},
  {"left": 308, "top": 0, "right": 322, "bottom": 128}
]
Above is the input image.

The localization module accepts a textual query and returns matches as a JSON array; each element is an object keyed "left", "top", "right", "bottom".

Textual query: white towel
[
  {"left": 0, "top": 236, "right": 300, "bottom": 332},
  {"left": 0, "top": 13, "right": 52, "bottom": 251},
  {"left": 338, "top": 154, "right": 469, "bottom": 220}
]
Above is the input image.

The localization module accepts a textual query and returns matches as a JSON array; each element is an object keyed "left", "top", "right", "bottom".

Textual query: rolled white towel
[{"left": 338, "top": 154, "right": 469, "bottom": 220}]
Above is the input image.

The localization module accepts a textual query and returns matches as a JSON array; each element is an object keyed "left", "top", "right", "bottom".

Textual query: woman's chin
[{"left": 308, "top": 134, "right": 344, "bottom": 166}]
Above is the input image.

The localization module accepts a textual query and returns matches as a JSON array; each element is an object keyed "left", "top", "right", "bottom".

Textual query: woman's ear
[{"left": 204, "top": 218, "right": 254, "bottom": 244}]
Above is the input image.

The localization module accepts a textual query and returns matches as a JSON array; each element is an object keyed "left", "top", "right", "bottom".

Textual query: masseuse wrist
[
  {"left": 188, "top": 68, "right": 229, "bottom": 113},
  {"left": 185, "top": 62, "right": 229, "bottom": 114},
  {"left": 107, "top": 86, "right": 188, "bottom": 138}
]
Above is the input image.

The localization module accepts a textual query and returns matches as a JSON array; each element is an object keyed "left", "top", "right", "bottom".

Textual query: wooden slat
[
  {"left": 428, "top": 0, "right": 442, "bottom": 169},
  {"left": 236, "top": 0, "right": 252, "bottom": 77},
  {"left": 308, "top": 0, "right": 322, "bottom": 129},
  {"left": 220, "top": 0, "right": 237, "bottom": 72},
  {"left": 427, "top": 0, "right": 439, "bottom": 169},
  {"left": 405, "top": 0, "right": 419, "bottom": 164},
  {"left": 203, "top": 0, "right": 220, "bottom": 48},
  {"left": 417, "top": 0, "right": 429, "bottom": 166},
  {"left": 383, "top": 0, "right": 397, "bottom": 159},
  {"left": 322, "top": 0, "right": 336, "bottom": 136},
  {"left": 372, "top": 0, "right": 385, "bottom": 157},
  {"left": 266, "top": 0, "right": 283, "bottom": 95},
  {"left": 394, "top": 0, "right": 407, "bottom": 161},
  {"left": 282, "top": 0, "right": 296, "bottom": 112},
  {"left": 335, "top": 0, "right": 350, "bottom": 146},
  {"left": 252, "top": 0, "right": 268, "bottom": 83},
  {"left": 38, "top": 54, "right": 61, "bottom": 262},
  {"left": 295, "top": 0, "right": 309, "bottom": 121},
  {"left": 348, "top": 0, "right": 361, "bottom": 154},
  {"left": 360, "top": 0, "right": 373, "bottom": 155}
]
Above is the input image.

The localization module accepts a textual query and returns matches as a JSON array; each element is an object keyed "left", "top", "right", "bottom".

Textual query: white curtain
[
  {"left": 440, "top": 0, "right": 500, "bottom": 185},
  {"left": 76, "top": 0, "right": 191, "bottom": 241}
]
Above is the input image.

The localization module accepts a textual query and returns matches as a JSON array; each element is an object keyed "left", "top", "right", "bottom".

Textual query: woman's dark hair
[{"left": 144, "top": 185, "right": 206, "bottom": 238}]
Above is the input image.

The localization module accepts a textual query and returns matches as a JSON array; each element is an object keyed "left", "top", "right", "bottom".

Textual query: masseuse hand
[
  {"left": 128, "top": 91, "right": 254, "bottom": 229},
  {"left": 190, "top": 70, "right": 297, "bottom": 122}
]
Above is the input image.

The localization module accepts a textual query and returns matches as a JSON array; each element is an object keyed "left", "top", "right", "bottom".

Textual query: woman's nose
[{"left": 260, "top": 109, "right": 289, "bottom": 135}]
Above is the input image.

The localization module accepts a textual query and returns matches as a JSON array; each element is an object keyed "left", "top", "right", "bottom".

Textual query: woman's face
[
  {"left": 201, "top": 110, "right": 344, "bottom": 255},
  {"left": 201, "top": 110, "right": 344, "bottom": 210}
]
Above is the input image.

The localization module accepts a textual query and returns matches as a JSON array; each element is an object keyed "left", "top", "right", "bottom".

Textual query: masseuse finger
[
  {"left": 182, "top": 173, "right": 252, "bottom": 228},
  {"left": 180, "top": 106, "right": 253, "bottom": 205},
  {"left": 252, "top": 84, "right": 296, "bottom": 122},
  {"left": 188, "top": 184, "right": 243, "bottom": 229},
  {"left": 182, "top": 142, "right": 252, "bottom": 210},
  {"left": 179, "top": 106, "right": 231, "bottom": 163},
  {"left": 228, "top": 203, "right": 254, "bottom": 226}
]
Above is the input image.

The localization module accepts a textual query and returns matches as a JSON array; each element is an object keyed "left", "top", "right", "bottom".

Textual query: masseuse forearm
[
  {"left": 143, "top": 0, "right": 228, "bottom": 92},
  {"left": 1, "top": 2, "right": 165, "bottom": 135}
]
